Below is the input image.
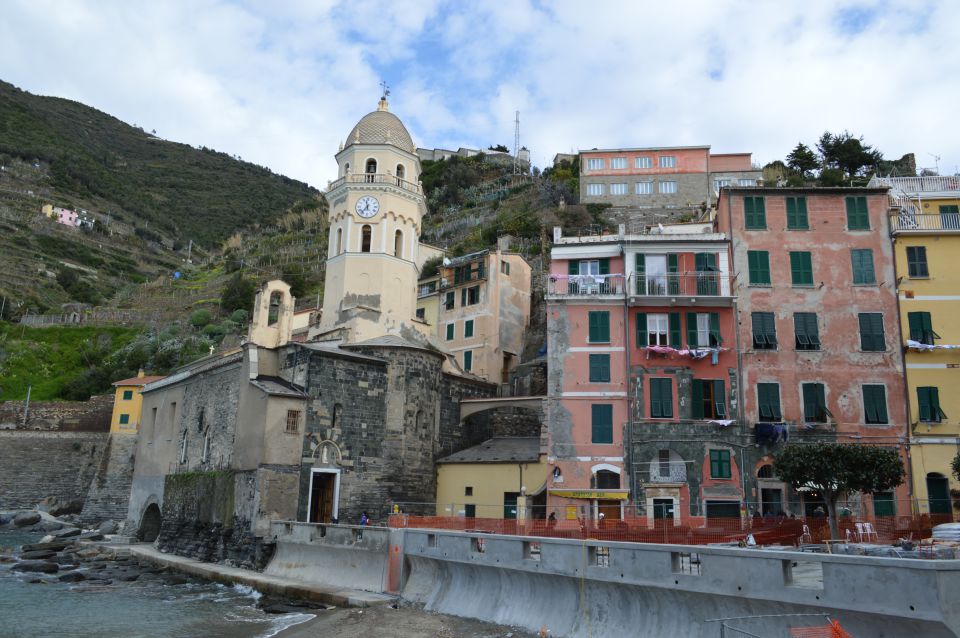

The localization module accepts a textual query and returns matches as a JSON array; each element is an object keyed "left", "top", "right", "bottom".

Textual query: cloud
[{"left": 0, "top": 0, "right": 957, "bottom": 187}]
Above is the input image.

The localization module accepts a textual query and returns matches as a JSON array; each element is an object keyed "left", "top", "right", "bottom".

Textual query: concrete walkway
[{"left": 105, "top": 543, "right": 396, "bottom": 608}]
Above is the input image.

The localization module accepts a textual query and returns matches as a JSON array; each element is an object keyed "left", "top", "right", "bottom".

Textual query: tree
[
  {"left": 951, "top": 451, "right": 960, "bottom": 483},
  {"left": 220, "top": 273, "right": 256, "bottom": 314},
  {"left": 816, "top": 131, "right": 883, "bottom": 179},
  {"left": 190, "top": 309, "right": 212, "bottom": 328},
  {"left": 786, "top": 143, "right": 819, "bottom": 177},
  {"left": 773, "top": 442, "right": 905, "bottom": 540}
]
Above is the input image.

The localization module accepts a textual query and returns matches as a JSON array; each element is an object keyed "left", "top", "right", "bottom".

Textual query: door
[
  {"left": 309, "top": 472, "right": 336, "bottom": 523},
  {"left": 695, "top": 253, "right": 719, "bottom": 295},
  {"left": 760, "top": 488, "right": 783, "bottom": 516},
  {"left": 927, "top": 473, "right": 952, "bottom": 515},
  {"left": 597, "top": 500, "right": 621, "bottom": 523},
  {"left": 503, "top": 492, "right": 520, "bottom": 519},
  {"left": 940, "top": 205, "right": 960, "bottom": 230},
  {"left": 653, "top": 498, "right": 675, "bottom": 522}
]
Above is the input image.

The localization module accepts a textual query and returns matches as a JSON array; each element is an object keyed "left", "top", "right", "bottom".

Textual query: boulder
[
  {"left": 12, "top": 560, "right": 59, "bottom": 574},
  {"left": 13, "top": 512, "right": 41, "bottom": 527},
  {"left": 97, "top": 520, "right": 119, "bottom": 535},
  {"left": 51, "top": 527, "right": 82, "bottom": 539},
  {"left": 0, "top": 513, "right": 12, "bottom": 526},
  {"left": 77, "top": 532, "right": 104, "bottom": 542},
  {"left": 20, "top": 540, "right": 71, "bottom": 553},
  {"left": 19, "top": 550, "right": 56, "bottom": 561},
  {"left": 58, "top": 571, "right": 86, "bottom": 583},
  {"left": 32, "top": 520, "right": 64, "bottom": 532},
  {"left": 38, "top": 496, "right": 83, "bottom": 517}
]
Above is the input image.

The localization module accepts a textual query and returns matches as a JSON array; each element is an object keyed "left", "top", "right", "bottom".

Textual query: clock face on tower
[{"left": 355, "top": 196, "right": 380, "bottom": 218}]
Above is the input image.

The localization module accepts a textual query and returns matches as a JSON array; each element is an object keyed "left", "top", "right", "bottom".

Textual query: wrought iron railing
[
  {"left": 546, "top": 274, "right": 626, "bottom": 297},
  {"left": 627, "top": 272, "right": 732, "bottom": 297},
  {"left": 327, "top": 172, "right": 423, "bottom": 194},
  {"left": 889, "top": 212, "right": 960, "bottom": 232}
]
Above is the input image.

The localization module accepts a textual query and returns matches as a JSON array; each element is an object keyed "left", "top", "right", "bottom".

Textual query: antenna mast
[{"left": 513, "top": 110, "right": 520, "bottom": 176}]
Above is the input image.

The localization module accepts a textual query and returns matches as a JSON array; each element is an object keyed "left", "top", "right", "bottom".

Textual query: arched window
[
  {"left": 335, "top": 227, "right": 343, "bottom": 255},
  {"left": 757, "top": 464, "right": 775, "bottom": 479},
  {"left": 361, "top": 225, "right": 372, "bottom": 253},
  {"left": 331, "top": 403, "right": 342, "bottom": 429},
  {"left": 365, "top": 159, "right": 377, "bottom": 182},
  {"left": 394, "top": 229, "right": 403, "bottom": 258},
  {"left": 268, "top": 290, "right": 282, "bottom": 325},
  {"left": 343, "top": 162, "right": 350, "bottom": 176},
  {"left": 396, "top": 163, "right": 405, "bottom": 185},
  {"left": 593, "top": 470, "right": 620, "bottom": 489}
]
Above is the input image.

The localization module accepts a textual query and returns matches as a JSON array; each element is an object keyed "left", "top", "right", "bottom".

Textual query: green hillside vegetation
[{"left": 0, "top": 80, "right": 319, "bottom": 247}]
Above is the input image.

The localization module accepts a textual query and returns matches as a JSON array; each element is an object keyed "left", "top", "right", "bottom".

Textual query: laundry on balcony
[
  {"left": 755, "top": 422, "right": 790, "bottom": 445},
  {"left": 906, "top": 339, "right": 960, "bottom": 351},
  {"left": 642, "top": 345, "right": 727, "bottom": 362},
  {"left": 708, "top": 419, "right": 736, "bottom": 427}
]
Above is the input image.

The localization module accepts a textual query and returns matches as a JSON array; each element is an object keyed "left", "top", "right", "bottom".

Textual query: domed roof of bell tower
[{"left": 344, "top": 97, "right": 415, "bottom": 154}]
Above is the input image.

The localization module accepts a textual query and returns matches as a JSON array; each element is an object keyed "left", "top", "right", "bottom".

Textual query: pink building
[{"left": 55, "top": 207, "right": 78, "bottom": 227}]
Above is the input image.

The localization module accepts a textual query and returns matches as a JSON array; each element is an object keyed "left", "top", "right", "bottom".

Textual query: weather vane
[{"left": 380, "top": 80, "right": 390, "bottom": 99}]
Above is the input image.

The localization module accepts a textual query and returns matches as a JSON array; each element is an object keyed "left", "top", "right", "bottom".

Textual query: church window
[
  {"left": 336, "top": 227, "right": 343, "bottom": 255},
  {"left": 396, "top": 164, "right": 405, "bottom": 182},
  {"left": 361, "top": 225, "right": 372, "bottom": 253},
  {"left": 365, "top": 159, "right": 377, "bottom": 182},
  {"left": 332, "top": 403, "right": 342, "bottom": 429},
  {"left": 286, "top": 409, "right": 302, "bottom": 433},
  {"left": 344, "top": 162, "right": 350, "bottom": 176},
  {"left": 268, "top": 291, "right": 282, "bottom": 325},
  {"left": 394, "top": 230, "right": 403, "bottom": 258}
]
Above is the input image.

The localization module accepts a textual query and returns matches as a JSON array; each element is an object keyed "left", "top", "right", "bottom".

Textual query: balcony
[
  {"left": 327, "top": 172, "right": 423, "bottom": 195},
  {"left": 546, "top": 274, "right": 626, "bottom": 299},
  {"left": 872, "top": 175, "right": 960, "bottom": 196},
  {"left": 640, "top": 461, "right": 688, "bottom": 484},
  {"left": 889, "top": 212, "right": 960, "bottom": 234},
  {"left": 627, "top": 272, "right": 732, "bottom": 304}
]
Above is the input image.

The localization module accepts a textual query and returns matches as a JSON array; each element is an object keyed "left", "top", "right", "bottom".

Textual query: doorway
[
  {"left": 653, "top": 498, "right": 675, "bottom": 521},
  {"left": 139, "top": 503, "right": 162, "bottom": 542},
  {"left": 308, "top": 469, "right": 340, "bottom": 523},
  {"left": 503, "top": 492, "right": 520, "bottom": 519},
  {"left": 927, "top": 473, "right": 952, "bottom": 515},
  {"left": 760, "top": 488, "right": 783, "bottom": 516}
]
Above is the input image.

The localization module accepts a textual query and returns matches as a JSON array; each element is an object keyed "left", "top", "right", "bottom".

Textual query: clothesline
[
  {"left": 906, "top": 340, "right": 960, "bottom": 351},
  {"left": 643, "top": 345, "right": 728, "bottom": 364}
]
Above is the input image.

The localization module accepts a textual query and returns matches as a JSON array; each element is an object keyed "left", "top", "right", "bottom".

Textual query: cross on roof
[{"left": 380, "top": 81, "right": 390, "bottom": 99}]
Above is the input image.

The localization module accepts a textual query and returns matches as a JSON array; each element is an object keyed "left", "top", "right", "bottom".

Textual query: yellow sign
[{"left": 549, "top": 490, "right": 629, "bottom": 500}]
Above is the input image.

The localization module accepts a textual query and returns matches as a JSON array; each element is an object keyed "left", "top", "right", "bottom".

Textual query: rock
[
  {"left": 38, "top": 496, "right": 84, "bottom": 517},
  {"left": 117, "top": 572, "right": 140, "bottom": 582},
  {"left": 19, "top": 550, "right": 57, "bottom": 561},
  {"left": 32, "top": 520, "right": 65, "bottom": 533},
  {"left": 39, "top": 535, "right": 55, "bottom": 544},
  {"left": 20, "top": 540, "right": 71, "bottom": 553},
  {"left": 0, "top": 513, "right": 12, "bottom": 526},
  {"left": 97, "top": 520, "right": 119, "bottom": 535},
  {"left": 51, "top": 527, "right": 82, "bottom": 539},
  {"left": 58, "top": 571, "right": 86, "bottom": 583},
  {"left": 77, "top": 532, "right": 104, "bottom": 542},
  {"left": 13, "top": 512, "right": 41, "bottom": 527},
  {"left": 13, "top": 560, "right": 60, "bottom": 574}
]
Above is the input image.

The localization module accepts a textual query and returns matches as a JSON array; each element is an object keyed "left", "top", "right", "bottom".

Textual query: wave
[{"left": 258, "top": 612, "right": 315, "bottom": 638}]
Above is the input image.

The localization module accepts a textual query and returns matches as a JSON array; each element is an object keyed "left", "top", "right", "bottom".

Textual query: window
[
  {"left": 635, "top": 156, "right": 652, "bottom": 169},
  {"left": 467, "top": 286, "right": 480, "bottom": 305},
  {"left": 464, "top": 504, "right": 476, "bottom": 518},
  {"left": 445, "top": 323, "right": 454, "bottom": 340},
  {"left": 744, "top": 196, "right": 766, "bottom": 229},
  {"left": 863, "top": 385, "right": 888, "bottom": 424},
  {"left": 659, "top": 181, "right": 677, "bottom": 194},
  {"left": 752, "top": 312, "right": 777, "bottom": 349},
  {"left": 793, "top": 312, "right": 820, "bottom": 350},
  {"left": 594, "top": 470, "right": 620, "bottom": 489},
  {"left": 747, "top": 250, "right": 771, "bottom": 285},
  {"left": 940, "top": 204, "right": 960, "bottom": 230},
  {"left": 786, "top": 197, "right": 808, "bottom": 229},
  {"left": 693, "top": 380, "right": 726, "bottom": 419},
  {"left": 659, "top": 155, "right": 676, "bottom": 168},
  {"left": 873, "top": 492, "right": 895, "bottom": 517},
  {"left": 444, "top": 291, "right": 455, "bottom": 310},
  {"left": 647, "top": 313, "right": 669, "bottom": 346},
  {"left": 586, "top": 183, "right": 603, "bottom": 196},
  {"left": 907, "top": 246, "right": 929, "bottom": 277},
  {"left": 610, "top": 183, "right": 628, "bottom": 195},
  {"left": 610, "top": 157, "right": 627, "bottom": 169},
  {"left": 650, "top": 378, "right": 673, "bottom": 419},
  {"left": 464, "top": 319, "right": 474, "bottom": 338},
  {"left": 588, "top": 311, "right": 610, "bottom": 343},
  {"left": 858, "top": 313, "right": 885, "bottom": 351},
  {"left": 686, "top": 312, "right": 721, "bottom": 348},
  {"left": 416, "top": 308, "right": 426, "bottom": 320},
  {"left": 802, "top": 383, "right": 831, "bottom": 423},
  {"left": 396, "top": 163, "right": 405, "bottom": 180},
  {"left": 738, "top": 178, "right": 756, "bottom": 187},
  {"left": 394, "top": 230, "right": 403, "bottom": 258},
  {"left": 846, "top": 196, "right": 870, "bottom": 230},
  {"left": 757, "top": 383, "right": 782, "bottom": 421},
  {"left": 122, "top": 390, "right": 133, "bottom": 400},
  {"left": 908, "top": 311, "right": 938, "bottom": 345},
  {"left": 714, "top": 178, "right": 731, "bottom": 191},
  {"left": 587, "top": 158, "right": 604, "bottom": 170},
  {"left": 286, "top": 409, "right": 302, "bottom": 433},
  {"left": 658, "top": 450, "right": 671, "bottom": 476},
  {"left": 365, "top": 158, "right": 377, "bottom": 175},
  {"left": 465, "top": 486, "right": 473, "bottom": 496},
  {"left": 635, "top": 181, "right": 652, "bottom": 195},
  {"left": 335, "top": 227, "right": 343, "bottom": 254},
  {"left": 202, "top": 433, "right": 210, "bottom": 463},
  {"left": 790, "top": 251, "right": 813, "bottom": 286},
  {"left": 637, "top": 312, "right": 680, "bottom": 347},
  {"left": 361, "top": 225, "right": 372, "bottom": 252},
  {"left": 591, "top": 404, "right": 613, "bottom": 444},
  {"left": 589, "top": 354, "right": 610, "bottom": 383},
  {"left": 463, "top": 350, "right": 473, "bottom": 371},
  {"left": 710, "top": 450, "right": 732, "bottom": 479},
  {"left": 918, "top": 387, "right": 947, "bottom": 423},
  {"left": 119, "top": 414, "right": 130, "bottom": 425},
  {"left": 851, "top": 249, "right": 875, "bottom": 284},
  {"left": 501, "top": 261, "right": 510, "bottom": 275}
]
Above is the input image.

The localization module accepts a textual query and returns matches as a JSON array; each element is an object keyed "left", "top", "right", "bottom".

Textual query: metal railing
[
  {"left": 872, "top": 175, "right": 960, "bottom": 194},
  {"left": 546, "top": 274, "right": 626, "bottom": 297},
  {"left": 889, "top": 212, "right": 960, "bottom": 232},
  {"left": 327, "top": 172, "right": 423, "bottom": 194},
  {"left": 642, "top": 461, "right": 688, "bottom": 483},
  {"left": 627, "top": 272, "right": 732, "bottom": 297}
]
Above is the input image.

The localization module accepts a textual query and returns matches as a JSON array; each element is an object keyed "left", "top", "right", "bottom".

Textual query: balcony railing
[
  {"left": 327, "top": 172, "right": 423, "bottom": 195},
  {"left": 627, "top": 272, "right": 732, "bottom": 298},
  {"left": 872, "top": 175, "right": 960, "bottom": 194},
  {"left": 640, "top": 462, "right": 688, "bottom": 484},
  {"left": 546, "top": 274, "right": 626, "bottom": 297},
  {"left": 889, "top": 212, "right": 960, "bottom": 233}
]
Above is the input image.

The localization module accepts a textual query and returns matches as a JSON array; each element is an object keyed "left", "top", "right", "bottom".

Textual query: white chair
[
  {"left": 854, "top": 522, "right": 865, "bottom": 542},
  {"left": 862, "top": 522, "right": 879, "bottom": 542}
]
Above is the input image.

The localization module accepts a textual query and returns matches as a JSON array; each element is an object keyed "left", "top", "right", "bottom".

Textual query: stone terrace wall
[
  {"left": 0, "top": 431, "right": 108, "bottom": 509},
  {"left": 0, "top": 394, "right": 113, "bottom": 431},
  {"left": 79, "top": 434, "right": 139, "bottom": 526}
]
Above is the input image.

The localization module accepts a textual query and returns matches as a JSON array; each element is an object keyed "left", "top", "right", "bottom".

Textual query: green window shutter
[
  {"left": 668, "top": 312, "right": 681, "bottom": 348},
  {"left": 636, "top": 312, "right": 647, "bottom": 347},
  {"left": 635, "top": 253, "right": 646, "bottom": 274},
  {"left": 568, "top": 260, "right": 579, "bottom": 276},
  {"left": 758, "top": 383, "right": 781, "bottom": 421},
  {"left": 464, "top": 320, "right": 474, "bottom": 338},
  {"left": 786, "top": 197, "right": 809, "bottom": 229},
  {"left": 635, "top": 254, "right": 646, "bottom": 294},
  {"left": 591, "top": 404, "right": 613, "bottom": 444},
  {"left": 589, "top": 354, "right": 610, "bottom": 383},
  {"left": 752, "top": 312, "right": 777, "bottom": 349},
  {"left": 803, "top": 384, "right": 827, "bottom": 422},
  {"left": 461, "top": 288, "right": 467, "bottom": 306},
  {"left": 123, "top": 390, "right": 133, "bottom": 400},
  {"left": 445, "top": 323, "right": 454, "bottom": 340},
  {"left": 908, "top": 311, "right": 934, "bottom": 344},
  {"left": 786, "top": 197, "right": 796, "bottom": 227},
  {"left": 846, "top": 196, "right": 870, "bottom": 230},
  {"left": 709, "top": 312, "right": 721, "bottom": 346},
  {"left": 119, "top": 414, "right": 130, "bottom": 425},
  {"left": 589, "top": 311, "right": 610, "bottom": 343},
  {"left": 651, "top": 378, "right": 673, "bottom": 418},
  {"left": 790, "top": 252, "right": 813, "bottom": 285},
  {"left": 713, "top": 380, "right": 727, "bottom": 418},
  {"left": 851, "top": 249, "right": 875, "bottom": 284},
  {"left": 748, "top": 250, "right": 770, "bottom": 285},
  {"left": 695, "top": 253, "right": 707, "bottom": 271},
  {"left": 692, "top": 380, "right": 704, "bottom": 419},
  {"left": 863, "top": 385, "right": 888, "bottom": 424},
  {"left": 667, "top": 254, "right": 678, "bottom": 272},
  {"left": 907, "top": 246, "right": 929, "bottom": 277},
  {"left": 745, "top": 196, "right": 766, "bottom": 229},
  {"left": 667, "top": 254, "right": 679, "bottom": 294},
  {"left": 918, "top": 387, "right": 934, "bottom": 422},
  {"left": 686, "top": 312, "right": 699, "bottom": 348},
  {"left": 873, "top": 492, "right": 895, "bottom": 517},
  {"left": 744, "top": 197, "right": 754, "bottom": 227},
  {"left": 599, "top": 258, "right": 610, "bottom": 275},
  {"left": 710, "top": 450, "right": 731, "bottom": 479},
  {"left": 463, "top": 350, "right": 472, "bottom": 371}
]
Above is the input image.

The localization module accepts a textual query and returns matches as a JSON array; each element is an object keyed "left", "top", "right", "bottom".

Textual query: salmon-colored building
[{"left": 717, "top": 187, "right": 910, "bottom": 517}]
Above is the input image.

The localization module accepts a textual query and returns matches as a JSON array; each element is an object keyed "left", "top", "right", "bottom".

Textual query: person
[
  {"left": 360, "top": 511, "right": 369, "bottom": 526},
  {"left": 812, "top": 506, "right": 825, "bottom": 517},
  {"left": 547, "top": 512, "right": 557, "bottom": 529}
]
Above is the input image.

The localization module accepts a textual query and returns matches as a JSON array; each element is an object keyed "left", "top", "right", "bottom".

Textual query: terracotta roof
[
  {"left": 437, "top": 437, "right": 542, "bottom": 464},
  {"left": 112, "top": 375, "right": 165, "bottom": 387}
]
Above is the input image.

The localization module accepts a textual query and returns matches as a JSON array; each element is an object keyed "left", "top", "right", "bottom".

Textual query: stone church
[{"left": 125, "top": 96, "right": 505, "bottom": 553}]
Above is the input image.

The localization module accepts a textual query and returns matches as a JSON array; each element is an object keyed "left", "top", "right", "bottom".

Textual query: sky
[{"left": 2, "top": 0, "right": 958, "bottom": 188}]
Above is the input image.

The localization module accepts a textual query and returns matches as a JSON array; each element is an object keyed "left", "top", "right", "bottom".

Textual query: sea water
[{"left": 0, "top": 529, "right": 313, "bottom": 638}]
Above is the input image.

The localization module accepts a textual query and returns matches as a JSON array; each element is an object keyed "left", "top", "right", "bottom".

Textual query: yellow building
[
  {"left": 880, "top": 175, "right": 960, "bottom": 519},
  {"left": 111, "top": 370, "right": 165, "bottom": 434},
  {"left": 415, "top": 274, "right": 441, "bottom": 336},
  {"left": 436, "top": 437, "right": 547, "bottom": 519}
]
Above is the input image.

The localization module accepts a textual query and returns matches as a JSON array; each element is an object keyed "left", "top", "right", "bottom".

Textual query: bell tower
[{"left": 317, "top": 92, "right": 427, "bottom": 342}]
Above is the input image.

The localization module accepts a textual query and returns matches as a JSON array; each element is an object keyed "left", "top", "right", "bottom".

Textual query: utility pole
[
  {"left": 22, "top": 384, "right": 31, "bottom": 427},
  {"left": 187, "top": 239, "right": 193, "bottom": 264},
  {"left": 513, "top": 110, "right": 521, "bottom": 176}
]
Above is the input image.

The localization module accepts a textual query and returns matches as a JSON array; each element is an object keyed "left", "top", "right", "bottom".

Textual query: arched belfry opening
[
  {"left": 394, "top": 229, "right": 403, "bottom": 258},
  {"left": 365, "top": 159, "right": 377, "bottom": 182},
  {"left": 361, "top": 225, "right": 372, "bottom": 253}
]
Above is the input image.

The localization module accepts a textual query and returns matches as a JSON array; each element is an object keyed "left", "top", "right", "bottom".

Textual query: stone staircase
[{"left": 79, "top": 434, "right": 138, "bottom": 527}]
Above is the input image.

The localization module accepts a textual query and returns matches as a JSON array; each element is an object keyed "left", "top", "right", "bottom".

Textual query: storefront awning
[{"left": 549, "top": 489, "right": 629, "bottom": 500}]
